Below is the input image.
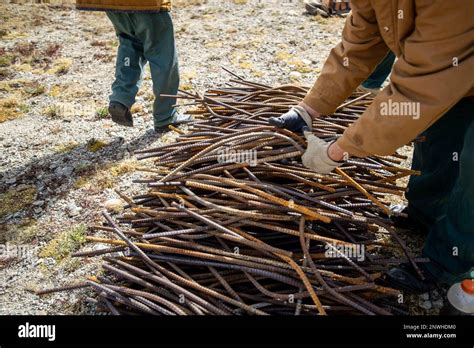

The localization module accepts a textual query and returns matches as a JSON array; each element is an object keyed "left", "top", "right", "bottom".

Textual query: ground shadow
[{"left": 0, "top": 128, "right": 164, "bottom": 224}]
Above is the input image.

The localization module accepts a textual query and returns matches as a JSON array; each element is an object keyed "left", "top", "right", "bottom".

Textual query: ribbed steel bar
[{"left": 44, "top": 74, "right": 416, "bottom": 316}]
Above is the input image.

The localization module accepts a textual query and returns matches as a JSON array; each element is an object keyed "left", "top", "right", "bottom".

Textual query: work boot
[
  {"left": 154, "top": 112, "right": 193, "bottom": 133},
  {"left": 305, "top": 2, "right": 319, "bottom": 15},
  {"left": 305, "top": 1, "right": 331, "bottom": 17},
  {"left": 109, "top": 101, "right": 133, "bottom": 127},
  {"left": 384, "top": 262, "right": 439, "bottom": 294}
]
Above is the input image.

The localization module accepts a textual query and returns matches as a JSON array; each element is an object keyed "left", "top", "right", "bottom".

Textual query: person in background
[
  {"left": 357, "top": 52, "right": 396, "bottom": 95},
  {"left": 332, "top": 0, "right": 350, "bottom": 15},
  {"left": 306, "top": 0, "right": 351, "bottom": 17},
  {"left": 76, "top": 0, "right": 191, "bottom": 132},
  {"left": 270, "top": 1, "right": 474, "bottom": 294}
]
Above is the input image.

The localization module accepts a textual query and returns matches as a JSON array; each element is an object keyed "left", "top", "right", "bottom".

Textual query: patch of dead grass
[
  {"left": 0, "top": 218, "right": 37, "bottom": 244},
  {"left": 86, "top": 138, "right": 108, "bottom": 153},
  {"left": 109, "top": 160, "right": 138, "bottom": 177},
  {"left": 39, "top": 224, "right": 87, "bottom": 261},
  {"left": 54, "top": 141, "right": 79, "bottom": 154},
  {"left": 0, "top": 96, "right": 28, "bottom": 122},
  {"left": 0, "top": 186, "right": 37, "bottom": 220},
  {"left": 47, "top": 58, "right": 72, "bottom": 75}
]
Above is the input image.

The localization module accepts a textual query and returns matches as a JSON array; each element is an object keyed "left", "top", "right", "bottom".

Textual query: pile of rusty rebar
[{"left": 40, "top": 73, "right": 425, "bottom": 315}]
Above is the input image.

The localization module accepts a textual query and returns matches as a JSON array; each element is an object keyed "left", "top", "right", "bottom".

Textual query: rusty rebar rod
[{"left": 44, "top": 74, "right": 417, "bottom": 316}]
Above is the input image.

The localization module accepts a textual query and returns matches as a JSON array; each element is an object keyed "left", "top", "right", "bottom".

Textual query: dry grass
[
  {"left": 0, "top": 218, "right": 37, "bottom": 244},
  {"left": 0, "top": 67, "right": 11, "bottom": 79},
  {"left": 54, "top": 141, "right": 79, "bottom": 153},
  {"left": 24, "top": 81, "right": 46, "bottom": 96},
  {"left": 48, "top": 84, "right": 63, "bottom": 97},
  {"left": 39, "top": 224, "right": 87, "bottom": 261},
  {"left": 109, "top": 160, "right": 138, "bottom": 177},
  {"left": 12, "top": 42, "right": 36, "bottom": 57},
  {"left": 92, "top": 52, "right": 114, "bottom": 63},
  {"left": 47, "top": 58, "right": 72, "bottom": 75},
  {"left": 44, "top": 43, "right": 61, "bottom": 57},
  {"left": 1, "top": 80, "right": 46, "bottom": 96},
  {"left": 0, "top": 96, "right": 28, "bottom": 122},
  {"left": 0, "top": 186, "right": 37, "bottom": 220},
  {"left": 47, "top": 83, "right": 93, "bottom": 99},
  {"left": 43, "top": 104, "right": 61, "bottom": 118},
  {"left": 90, "top": 40, "right": 107, "bottom": 47},
  {"left": 73, "top": 160, "right": 137, "bottom": 191},
  {"left": 130, "top": 103, "right": 143, "bottom": 114},
  {"left": 86, "top": 138, "right": 108, "bottom": 153},
  {"left": 0, "top": 54, "right": 14, "bottom": 67},
  {"left": 73, "top": 176, "right": 91, "bottom": 189}
]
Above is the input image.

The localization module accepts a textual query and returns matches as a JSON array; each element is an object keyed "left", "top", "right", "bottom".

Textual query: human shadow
[{"left": 0, "top": 128, "right": 164, "bottom": 223}]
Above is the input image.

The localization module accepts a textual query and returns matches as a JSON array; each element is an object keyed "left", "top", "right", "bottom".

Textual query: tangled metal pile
[{"left": 41, "top": 73, "right": 426, "bottom": 315}]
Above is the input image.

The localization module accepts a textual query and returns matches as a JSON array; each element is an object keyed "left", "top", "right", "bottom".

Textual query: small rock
[
  {"left": 0, "top": 256, "right": 17, "bottom": 267},
  {"left": 33, "top": 200, "right": 45, "bottom": 206},
  {"left": 5, "top": 178, "right": 16, "bottom": 185},
  {"left": 432, "top": 298, "right": 444, "bottom": 309},
  {"left": 420, "top": 293, "right": 430, "bottom": 300},
  {"left": 103, "top": 198, "right": 123, "bottom": 213},
  {"left": 56, "top": 166, "right": 74, "bottom": 177},
  {"left": 16, "top": 184, "right": 29, "bottom": 191},
  {"left": 93, "top": 244, "right": 111, "bottom": 251},
  {"left": 67, "top": 203, "right": 81, "bottom": 217},
  {"left": 289, "top": 71, "right": 302, "bottom": 81},
  {"left": 420, "top": 300, "right": 432, "bottom": 310},
  {"left": 44, "top": 258, "right": 56, "bottom": 266}
]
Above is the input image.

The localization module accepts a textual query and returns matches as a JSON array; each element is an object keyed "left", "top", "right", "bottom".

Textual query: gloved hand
[
  {"left": 269, "top": 105, "right": 313, "bottom": 132},
  {"left": 302, "top": 131, "right": 343, "bottom": 174}
]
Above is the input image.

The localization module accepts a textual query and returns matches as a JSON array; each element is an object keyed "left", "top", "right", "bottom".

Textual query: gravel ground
[{"left": 1, "top": 1, "right": 433, "bottom": 315}]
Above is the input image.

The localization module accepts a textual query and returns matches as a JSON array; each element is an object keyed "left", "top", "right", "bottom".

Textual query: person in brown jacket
[
  {"left": 76, "top": 0, "right": 191, "bottom": 131},
  {"left": 270, "top": 0, "right": 474, "bottom": 292}
]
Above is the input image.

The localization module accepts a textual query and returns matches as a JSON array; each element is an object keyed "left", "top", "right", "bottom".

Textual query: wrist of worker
[
  {"left": 296, "top": 101, "right": 348, "bottom": 162},
  {"left": 298, "top": 101, "right": 321, "bottom": 119},
  {"left": 328, "top": 140, "right": 348, "bottom": 162}
]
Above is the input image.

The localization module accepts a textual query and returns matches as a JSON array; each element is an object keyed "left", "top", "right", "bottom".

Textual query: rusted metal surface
[{"left": 38, "top": 74, "right": 423, "bottom": 315}]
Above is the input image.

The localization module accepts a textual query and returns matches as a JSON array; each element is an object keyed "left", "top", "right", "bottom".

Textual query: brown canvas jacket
[{"left": 303, "top": 0, "right": 474, "bottom": 157}]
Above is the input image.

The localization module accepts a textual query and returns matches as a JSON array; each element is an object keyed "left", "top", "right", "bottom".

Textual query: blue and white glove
[{"left": 269, "top": 106, "right": 313, "bottom": 132}]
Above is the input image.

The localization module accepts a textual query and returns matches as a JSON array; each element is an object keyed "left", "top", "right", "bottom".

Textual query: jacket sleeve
[
  {"left": 336, "top": 0, "right": 474, "bottom": 157},
  {"left": 302, "top": 0, "right": 390, "bottom": 114}
]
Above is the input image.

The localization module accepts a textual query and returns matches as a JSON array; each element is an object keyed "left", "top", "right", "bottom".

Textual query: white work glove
[{"left": 302, "top": 131, "right": 343, "bottom": 174}]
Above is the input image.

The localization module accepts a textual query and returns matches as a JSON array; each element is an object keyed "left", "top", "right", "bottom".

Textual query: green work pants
[
  {"left": 106, "top": 11, "right": 179, "bottom": 128},
  {"left": 406, "top": 98, "right": 474, "bottom": 284},
  {"left": 362, "top": 51, "right": 396, "bottom": 89}
]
